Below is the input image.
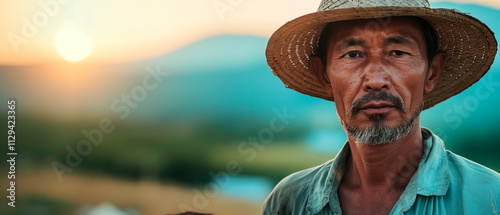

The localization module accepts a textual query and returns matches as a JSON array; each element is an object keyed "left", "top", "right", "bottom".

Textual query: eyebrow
[
  {"left": 383, "top": 35, "right": 413, "bottom": 46},
  {"left": 336, "top": 38, "right": 366, "bottom": 52},
  {"left": 335, "top": 35, "right": 415, "bottom": 52}
]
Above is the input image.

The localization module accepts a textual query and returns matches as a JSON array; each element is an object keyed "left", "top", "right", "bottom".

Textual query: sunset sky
[
  {"left": 1, "top": 0, "right": 499, "bottom": 66},
  {"left": 1, "top": 2, "right": 498, "bottom": 214}
]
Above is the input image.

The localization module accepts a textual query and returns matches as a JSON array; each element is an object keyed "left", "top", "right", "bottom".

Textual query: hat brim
[{"left": 266, "top": 7, "right": 497, "bottom": 109}]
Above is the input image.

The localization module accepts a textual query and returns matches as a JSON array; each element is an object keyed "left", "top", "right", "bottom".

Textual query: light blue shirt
[{"left": 263, "top": 128, "right": 500, "bottom": 214}]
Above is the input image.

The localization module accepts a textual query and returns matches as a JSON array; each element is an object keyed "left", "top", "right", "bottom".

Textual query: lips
[
  {"left": 359, "top": 101, "right": 397, "bottom": 115},
  {"left": 350, "top": 91, "right": 405, "bottom": 116}
]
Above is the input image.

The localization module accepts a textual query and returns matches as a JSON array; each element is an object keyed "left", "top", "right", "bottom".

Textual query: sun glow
[{"left": 55, "top": 25, "right": 93, "bottom": 62}]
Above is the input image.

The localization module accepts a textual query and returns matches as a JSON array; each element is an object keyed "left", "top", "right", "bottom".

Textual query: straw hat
[{"left": 266, "top": 0, "right": 497, "bottom": 109}]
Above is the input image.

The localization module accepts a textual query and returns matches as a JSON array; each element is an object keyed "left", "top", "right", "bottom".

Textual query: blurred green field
[
  {"left": 2, "top": 112, "right": 499, "bottom": 185},
  {"left": 0, "top": 112, "right": 335, "bottom": 184},
  {"left": 0, "top": 113, "right": 336, "bottom": 215},
  {"left": 1, "top": 108, "right": 499, "bottom": 215}
]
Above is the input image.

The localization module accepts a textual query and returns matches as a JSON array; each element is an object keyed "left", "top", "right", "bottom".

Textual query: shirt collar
[
  {"left": 398, "top": 127, "right": 450, "bottom": 211},
  {"left": 306, "top": 140, "right": 350, "bottom": 214},
  {"left": 305, "top": 128, "right": 450, "bottom": 214}
]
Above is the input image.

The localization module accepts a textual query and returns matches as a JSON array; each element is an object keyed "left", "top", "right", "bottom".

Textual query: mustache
[{"left": 351, "top": 91, "right": 405, "bottom": 116}]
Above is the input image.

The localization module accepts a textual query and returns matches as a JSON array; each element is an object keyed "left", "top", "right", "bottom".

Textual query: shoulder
[
  {"left": 426, "top": 129, "right": 500, "bottom": 191},
  {"left": 444, "top": 151, "right": 500, "bottom": 213},
  {"left": 446, "top": 150, "right": 500, "bottom": 185},
  {"left": 445, "top": 150, "right": 500, "bottom": 196},
  {"left": 263, "top": 159, "right": 334, "bottom": 214}
]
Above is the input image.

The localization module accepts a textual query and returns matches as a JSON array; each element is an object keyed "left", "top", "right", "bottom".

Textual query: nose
[{"left": 361, "top": 57, "right": 391, "bottom": 92}]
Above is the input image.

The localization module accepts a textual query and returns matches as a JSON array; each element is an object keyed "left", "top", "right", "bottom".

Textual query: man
[{"left": 263, "top": 0, "right": 500, "bottom": 214}]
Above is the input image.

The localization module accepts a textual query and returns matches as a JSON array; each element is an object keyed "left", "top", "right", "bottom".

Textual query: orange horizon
[{"left": 0, "top": 0, "right": 498, "bottom": 66}]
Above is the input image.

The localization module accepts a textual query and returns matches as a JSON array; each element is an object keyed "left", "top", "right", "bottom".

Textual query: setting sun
[{"left": 55, "top": 24, "right": 93, "bottom": 62}]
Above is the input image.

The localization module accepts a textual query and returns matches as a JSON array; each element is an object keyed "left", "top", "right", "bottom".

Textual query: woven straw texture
[{"left": 266, "top": 0, "right": 497, "bottom": 109}]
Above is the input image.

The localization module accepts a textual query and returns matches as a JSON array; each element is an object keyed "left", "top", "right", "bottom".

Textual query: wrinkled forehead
[{"left": 325, "top": 16, "right": 425, "bottom": 47}]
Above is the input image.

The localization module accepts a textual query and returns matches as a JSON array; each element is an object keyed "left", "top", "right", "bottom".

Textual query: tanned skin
[{"left": 310, "top": 17, "right": 446, "bottom": 214}]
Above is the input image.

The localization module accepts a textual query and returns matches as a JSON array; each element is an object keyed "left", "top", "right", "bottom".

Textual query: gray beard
[{"left": 345, "top": 104, "right": 422, "bottom": 146}]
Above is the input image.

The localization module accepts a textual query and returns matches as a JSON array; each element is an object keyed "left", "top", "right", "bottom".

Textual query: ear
[
  {"left": 424, "top": 52, "right": 446, "bottom": 93},
  {"left": 310, "top": 55, "right": 334, "bottom": 97}
]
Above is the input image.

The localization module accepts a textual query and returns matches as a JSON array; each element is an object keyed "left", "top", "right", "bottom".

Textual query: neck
[{"left": 343, "top": 122, "right": 424, "bottom": 191}]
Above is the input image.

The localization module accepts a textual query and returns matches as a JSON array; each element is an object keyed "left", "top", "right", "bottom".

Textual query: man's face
[{"left": 316, "top": 17, "right": 442, "bottom": 144}]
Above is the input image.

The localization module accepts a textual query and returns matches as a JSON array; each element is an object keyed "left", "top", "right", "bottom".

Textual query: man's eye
[
  {"left": 390, "top": 50, "right": 407, "bottom": 57},
  {"left": 343, "top": 51, "right": 362, "bottom": 58}
]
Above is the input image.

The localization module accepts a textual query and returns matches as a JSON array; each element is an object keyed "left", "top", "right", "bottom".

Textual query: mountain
[
  {"left": 127, "top": 2, "right": 500, "bottom": 152},
  {"left": 130, "top": 35, "right": 337, "bottom": 127},
  {"left": 134, "top": 2, "right": 500, "bottom": 127}
]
